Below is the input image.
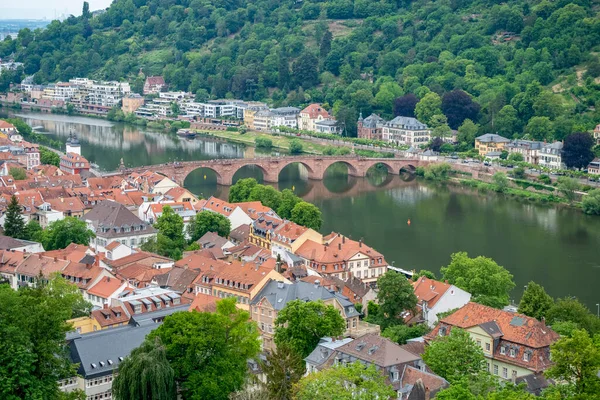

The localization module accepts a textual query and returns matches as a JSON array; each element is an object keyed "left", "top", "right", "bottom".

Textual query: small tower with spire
[{"left": 66, "top": 132, "right": 81, "bottom": 155}]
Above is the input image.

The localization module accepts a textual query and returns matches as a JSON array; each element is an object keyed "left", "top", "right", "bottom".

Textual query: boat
[{"left": 177, "top": 129, "right": 196, "bottom": 139}]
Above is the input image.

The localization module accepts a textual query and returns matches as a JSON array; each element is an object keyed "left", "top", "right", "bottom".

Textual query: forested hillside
[{"left": 1, "top": 0, "right": 600, "bottom": 138}]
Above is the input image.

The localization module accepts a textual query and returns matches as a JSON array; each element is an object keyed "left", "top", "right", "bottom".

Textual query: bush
[
  {"left": 289, "top": 139, "right": 303, "bottom": 154},
  {"left": 582, "top": 189, "right": 600, "bottom": 215},
  {"left": 423, "top": 163, "right": 451, "bottom": 181},
  {"left": 538, "top": 174, "right": 551, "bottom": 184},
  {"left": 255, "top": 137, "right": 273, "bottom": 149}
]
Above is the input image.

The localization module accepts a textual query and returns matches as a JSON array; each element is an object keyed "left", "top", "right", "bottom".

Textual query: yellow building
[
  {"left": 475, "top": 134, "right": 511, "bottom": 156},
  {"left": 67, "top": 306, "right": 130, "bottom": 334}
]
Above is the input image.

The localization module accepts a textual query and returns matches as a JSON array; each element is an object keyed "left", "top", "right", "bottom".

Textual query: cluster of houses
[
  {"left": 357, "top": 113, "right": 432, "bottom": 146},
  {"left": 0, "top": 120, "right": 41, "bottom": 173},
  {"left": 474, "top": 134, "right": 566, "bottom": 170},
  {"left": 2, "top": 77, "right": 131, "bottom": 115},
  {"left": 0, "top": 150, "right": 563, "bottom": 398}
]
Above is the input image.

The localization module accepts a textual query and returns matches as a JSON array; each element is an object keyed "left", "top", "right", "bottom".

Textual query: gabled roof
[
  {"left": 0, "top": 235, "right": 29, "bottom": 250},
  {"left": 300, "top": 103, "right": 332, "bottom": 119},
  {"left": 203, "top": 196, "right": 235, "bottom": 216},
  {"left": 196, "top": 231, "right": 231, "bottom": 250},
  {"left": 412, "top": 277, "right": 453, "bottom": 309},
  {"left": 87, "top": 276, "right": 125, "bottom": 298},
  {"left": 189, "top": 293, "right": 219, "bottom": 312},
  {"left": 15, "top": 254, "right": 69, "bottom": 278},
  {"left": 435, "top": 302, "right": 559, "bottom": 348},
  {"left": 91, "top": 306, "right": 129, "bottom": 327},
  {"left": 235, "top": 201, "right": 276, "bottom": 220},
  {"left": 145, "top": 76, "right": 165, "bottom": 86},
  {"left": 153, "top": 266, "right": 200, "bottom": 294},
  {"left": 82, "top": 200, "right": 156, "bottom": 238},
  {"left": 107, "top": 251, "right": 172, "bottom": 270},
  {"left": 230, "top": 224, "right": 250, "bottom": 243},
  {"left": 251, "top": 279, "right": 359, "bottom": 317},
  {"left": 46, "top": 197, "right": 85, "bottom": 213},
  {"left": 400, "top": 366, "right": 449, "bottom": 398},
  {"left": 336, "top": 333, "right": 420, "bottom": 367}
]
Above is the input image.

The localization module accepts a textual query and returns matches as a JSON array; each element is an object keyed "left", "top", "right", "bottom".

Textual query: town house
[
  {"left": 426, "top": 302, "right": 560, "bottom": 382},
  {"left": 381, "top": 116, "right": 431, "bottom": 146},
  {"left": 475, "top": 134, "right": 511, "bottom": 157},
  {"left": 298, "top": 104, "right": 335, "bottom": 132},
  {"left": 250, "top": 279, "right": 362, "bottom": 351},
  {"left": 411, "top": 277, "right": 472, "bottom": 327}
]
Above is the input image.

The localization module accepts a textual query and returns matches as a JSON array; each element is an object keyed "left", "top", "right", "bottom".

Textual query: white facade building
[{"left": 381, "top": 116, "right": 431, "bottom": 145}]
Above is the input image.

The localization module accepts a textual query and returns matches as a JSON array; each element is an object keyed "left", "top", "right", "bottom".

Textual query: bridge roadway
[{"left": 109, "top": 156, "right": 431, "bottom": 186}]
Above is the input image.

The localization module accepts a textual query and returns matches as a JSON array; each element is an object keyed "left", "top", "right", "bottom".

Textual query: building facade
[{"left": 475, "top": 134, "right": 511, "bottom": 157}]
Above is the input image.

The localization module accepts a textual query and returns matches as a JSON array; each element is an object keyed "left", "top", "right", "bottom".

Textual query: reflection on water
[{"left": 7, "top": 111, "right": 600, "bottom": 308}]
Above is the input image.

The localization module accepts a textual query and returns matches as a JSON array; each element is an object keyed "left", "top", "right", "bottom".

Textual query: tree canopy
[
  {"left": 0, "top": 276, "right": 87, "bottom": 399},
  {"left": 441, "top": 252, "right": 515, "bottom": 308},
  {"left": 518, "top": 281, "right": 554, "bottom": 321},
  {"left": 3, "top": 195, "right": 25, "bottom": 239},
  {"left": 294, "top": 362, "right": 395, "bottom": 400},
  {"left": 422, "top": 328, "right": 486, "bottom": 384},
  {"left": 39, "top": 217, "right": 95, "bottom": 251},
  {"left": 187, "top": 210, "right": 231, "bottom": 242},
  {"left": 147, "top": 298, "right": 260, "bottom": 400},
  {"left": 274, "top": 299, "right": 345, "bottom": 358},
  {"left": 374, "top": 271, "right": 418, "bottom": 329}
]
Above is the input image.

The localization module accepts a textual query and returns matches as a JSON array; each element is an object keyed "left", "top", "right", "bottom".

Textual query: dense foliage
[
  {"left": 274, "top": 299, "right": 345, "bottom": 358},
  {"left": 3, "top": 195, "right": 25, "bottom": 239},
  {"left": 1, "top": 0, "right": 599, "bottom": 139},
  {"left": 370, "top": 271, "right": 417, "bottom": 329},
  {"left": 441, "top": 251, "right": 515, "bottom": 308},
  {"left": 0, "top": 276, "right": 87, "bottom": 399},
  {"left": 147, "top": 298, "right": 260, "bottom": 400},
  {"left": 39, "top": 217, "right": 96, "bottom": 251},
  {"left": 294, "top": 362, "right": 395, "bottom": 400}
]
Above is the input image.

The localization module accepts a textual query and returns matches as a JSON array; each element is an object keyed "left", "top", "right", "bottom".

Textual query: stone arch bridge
[{"left": 118, "top": 156, "right": 431, "bottom": 186}]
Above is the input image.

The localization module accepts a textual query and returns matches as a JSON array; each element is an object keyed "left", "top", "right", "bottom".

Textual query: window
[
  {"left": 500, "top": 346, "right": 506, "bottom": 355},
  {"left": 486, "top": 362, "right": 490, "bottom": 372},
  {"left": 486, "top": 343, "right": 490, "bottom": 351},
  {"left": 502, "top": 367, "right": 508, "bottom": 378},
  {"left": 493, "top": 365, "right": 498, "bottom": 375},
  {"left": 523, "top": 352, "right": 530, "bottom": 362},
  {"left": 268, "top": 310, "right": 272, "bottom": 317},
  {"left": 510, "top": 348, "right": 516, "bottom": 357},
  {"left": 477, "top": 339, "right": 481, "bottom": 347}
]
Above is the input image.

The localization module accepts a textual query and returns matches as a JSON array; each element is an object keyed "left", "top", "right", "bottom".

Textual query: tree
[
  {"left": 290, "top": 201, "right": 322, "bottom": 230},
  {"left": 155, "top": 206, "right": 185, "bottom": 248},
  {"left": 23, "top": 219, "right": 42, "bottom": 241},
  {"left": 507, "top": 153, "right": 524, "bottom": 162},
  {"left": 412, "top": 269, "right": 437, "bottom": 281},
  {"left": 229, "top": 178, "right": 258, "bottom": 203},
  {"left": 492, "top": 172, "right": 509, "bottom": 193},
  {"left": 319, "top": 29, "right": 332, "bottom": 58},
  {"left": 562, "top": 132, "right": 594, "bottom": 170},
  {"left": 495, "top": 105, "right": 520, "bottom": 138},
  {"left": 3, "top": 195, "right": 25, "bottom": 238},
  {"left": 557, "top": 177, "right": 580, "bottom": 203},
  {"left": 441, "top": 252, "right": 515, "bottom": 308},
  {"left": 546, "top": 297, "right": 600, "bottom": 334},
  {"left": 430, "top": 137, "right": 444, "bottom": 152},
  {"left": 255, "top": 137, "right": 273, "bottom": 148},
  {"left": 9, "top": 167, "right": 26, "bottom": 180},
  {"left": 39, "top": 217, "right": 95, "bottom": 251},
  {"left": 415, "top": 92, "right": 442, "bottom": 126},
  {"left": 39, "top": 146, "right": 60, "bottom": 166},
  {"left": 274, "top": 300, "right": 345, "bottom": 358},
  {"left": 525, "top": 117, "right": 553, "bottom": 141},
  {"left": 422, "top": 328, "right": 486, "bottom": 384},
  {"left": 82, "top": 1, "right": 91, "bottom": 19},
  {"left": 545, "top": 330, "right": 600, "bottom": 397},
  {"left": 276, "top": 189, "right": 302, "bottom": 220},
  {"left": 248, "top": 185, "right": 283, "bottom": 210},
  {"left": 187, "top": 211, "right": 231, "bottom": 242},
  {"left": 289, "top": 139, "right": 303, "bottom": 154},
  {"left": 295, "top": 362, "right": 395, "bottom": 400},
  {"left": 112, "top": 337, "right": 177, "bottom": 400},
  {"left": 393, "top": 94, "right": 418, "bottom": 117},
  {"left": 375, "top": 271, "right": 418, "bottom": 328},
  {"left": 518, "top": 281, "right": 554, "bottom": 321},
  {"left": 292, "top": 53, "right": 319, "bottom": 89},
  {"left": 441, "top": 90, "right": 481, "bottom": 130},
  {"left": 457, "top": 119, "right": 479, "bottom": 147},
  {"left": 0, "top": 275, "right": 88, "bottom": 399},
  {"left": 382, "top": 324, "right": 430, "bottom": 345},
  {"left": 260, "top": 344, "right": 305, "bottom": 400},
  {"left": 582, "top": 189, "right": 600, "bottom": 215},
  {"left": 148, "top": 298, "right": 260, "bottom": 400}
]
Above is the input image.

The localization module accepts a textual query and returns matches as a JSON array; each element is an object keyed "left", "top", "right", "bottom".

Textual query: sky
[{"left": 2, "top": 0, "right": 113, "bottom": 20}]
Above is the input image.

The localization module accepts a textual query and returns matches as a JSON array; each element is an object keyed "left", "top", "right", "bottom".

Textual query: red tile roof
[
  {"left": 91, "top": 306, "right": 129, "bottom": 327},
  {"left": 189, "top": 293, "right": 219, "bottom": 312},
  {"left": 203, "top": 196, "right": 235, "bottom": 216},
  {"left": 235, "top": 201, "right": 275, "bottom": 220},
  {"left": 412, "top": 277, "right": 452, "bottom": 309},
  {"left": 105, "top": 241, "right": 121, "bottom": 251},
  {"left": 87, "top": 276, "right": 125, "bottom": 298},
  {"left": 430, "top": 302, "right": 559, "bottom": 348},
  {"left": 300, "top": 103, "right": 332, "bottom": 119},
  {"left": 46, "top": 197, "right": 85, "bottom": 213}
]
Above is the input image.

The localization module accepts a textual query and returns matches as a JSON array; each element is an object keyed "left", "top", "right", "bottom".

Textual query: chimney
[
  {"left": 86, "top": 263, "right": 92, "bottom": 270},
  {"left": 103, "top": 302, "right": 108, "bottom": 309},
  {"left": 314, "top": 279, "right": 320, "bottom": 288},
  {"left": 324, "top": 245, "right": 327, "bottom": 252},
  {"left": 107, "top": 277, "right": 110, "bottom": 282},
  {"left": 425, "top": 387, "right": 430, "bottom": 400},
  {"left": 38, "top": 254, "right": 42, "bottom": 259},
  {"left": 53, "top": 257, "right": 57, "bottom": 262},
  {"left": 338, "top": 243, "right": 341, "bottom": 250},
  {"left": 359, "top": 238, "right": 362, "bottom": 248},
  {"left": 342, "top": 235, "right": 345, "bottom": 244}
]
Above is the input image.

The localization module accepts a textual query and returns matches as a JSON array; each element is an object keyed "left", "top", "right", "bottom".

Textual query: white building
[
  {"left": 271, "top": 107, "right": 300, "bottom": 129},
  {"left": 381, "top": 116, "right": 431, "bottom": 146},
  {"left": 412, "top": 277, "right": 471, "bottom": 327},
  {"left": 538, "top": 142, "right": 564, "bottom": 170}
]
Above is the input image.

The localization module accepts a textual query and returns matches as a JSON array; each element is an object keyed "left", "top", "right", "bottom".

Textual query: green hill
[{"left": 1, "top": 0, "right": 599, "bottom": 139}]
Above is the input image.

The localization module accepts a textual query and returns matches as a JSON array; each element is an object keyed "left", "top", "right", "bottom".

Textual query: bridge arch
[
  {"left": 323, "top": 160, "right": 360, "bottom": 177},
  {"left": 277, "top": 161, "right": 316, "bottom": 182},
  {"left": 231, "top": 163, "right": 274, "bottom": 184},
  {"left": 182, "top": 165, "right": 225, "bottom": 186}
]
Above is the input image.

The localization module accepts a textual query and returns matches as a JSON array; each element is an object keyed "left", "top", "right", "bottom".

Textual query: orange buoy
[{"left": 407, "top": 219, "right": 411, "bottom": 226}]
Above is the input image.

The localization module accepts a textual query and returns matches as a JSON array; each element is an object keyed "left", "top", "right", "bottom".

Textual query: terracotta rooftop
[
  {"left": 189, "top": 293, "right": 219, "bottom": 312},
  {"left": 15, "top": 254, "right": 69, "bottom": 278},
  {"left": 107, "top": 251, "right": 172, "bottom": 270},
  {"left": 87, "top": 276, "right": 125, "bottom": 298},
  {"left": 91, "top": 306, "right": 129, "bottom": 327},
  {"left": 235, "top": 201, "right": 275, "bottom": 220},
  {"left": 46, "top": 197, "right": 85, "bottom": 213},
  {"left": 300, "top": 103, "right": 332, "bottom": 119},
  {"left": 164, "top": 186, "right": 195, "bottom": 200},
  {"left": 434, "top": 302, "right": 559, "bottom": 348},
  {"left": 61, "top": 262, "right": 104, "bottom": 289},
  {"left": 105, "top": 241, "right": 121, "bottom": 251},
  {"left": 0, "top": 249, "right": 27, "bottom": 274},
  {"left": 336, "top": 333, "right": 420, "bottom": 367},
  {"left": 203, "top": 196, "right": 235, "bottom": 217},
  {"left": 412, "top": 277, "right": 452, "bottom": 309},
  {"left": 272, "top": 220, "right": 308, "bottom": 243},
  {"left": 230, "top": 223, "right": 250, "bottom": 243}
]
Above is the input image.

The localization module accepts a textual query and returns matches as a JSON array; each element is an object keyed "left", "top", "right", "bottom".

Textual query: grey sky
[{"left": 2, "top": 0, "right": 113, "bottom": 20}]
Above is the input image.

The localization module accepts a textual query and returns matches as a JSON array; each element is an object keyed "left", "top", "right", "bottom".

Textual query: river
[{"left": 7, "top": 111, "right": 600, "bottom": 309}]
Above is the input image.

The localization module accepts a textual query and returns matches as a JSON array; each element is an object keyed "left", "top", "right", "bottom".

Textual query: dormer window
[
  {"left": 500, "top": 346, "right": 506, "bottom": 355},
  {"left": 439, "top": 326, "right": 447, "bottom": 336},
  {"left": 510, "top": 348, "right": 516, "bottom": 358},
  {"left": 523, "top": 352, "right": 530, "bottom": 362}
]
